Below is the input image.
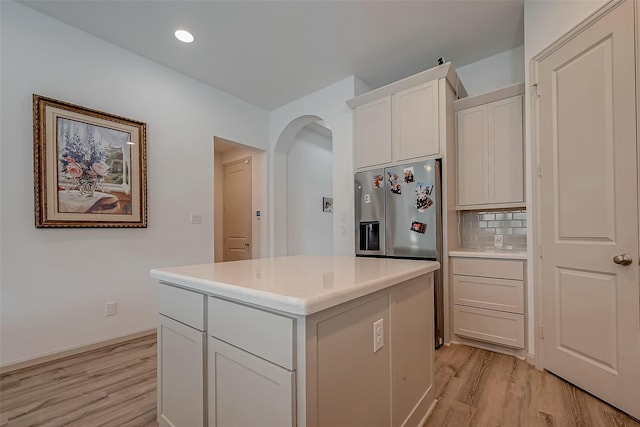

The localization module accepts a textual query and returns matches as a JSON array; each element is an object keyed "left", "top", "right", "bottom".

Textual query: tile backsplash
[{"left": 460, "top": 209, "right": 527, "bottom": 251}]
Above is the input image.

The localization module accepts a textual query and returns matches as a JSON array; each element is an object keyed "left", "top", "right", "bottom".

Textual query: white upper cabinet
[
  {"left": 393, "top": 80, "right": 439, "bottom": 162},
  {"left": 354, "top": 96, "right": 392, "bottom": 169},
  {"left": 456, "top": 105, "right": 488, "bottom": 206},
  {"left": 347, "top": 63, "right": 466, "bottom": 171},
  {"left": 489, "top": 96, "right": 524, "bottom": 204},
  {"left": 455, "top": 86, "right": 524, "bottom": 209}
]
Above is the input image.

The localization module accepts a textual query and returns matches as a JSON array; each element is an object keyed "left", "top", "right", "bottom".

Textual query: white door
[
  {"left": 223, "top": 157, "right": 252, "bottom": 261},
  {"left": 538, "top": 0, "right": 640, "bottom": 418}
]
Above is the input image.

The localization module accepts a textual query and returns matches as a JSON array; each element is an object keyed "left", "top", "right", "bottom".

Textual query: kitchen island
[{"left": 151, "top": 255, "right": 439, "bottom": 427}]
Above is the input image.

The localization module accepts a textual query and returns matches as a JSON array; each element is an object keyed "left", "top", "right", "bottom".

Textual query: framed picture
[
  {"left": 322, "top": 197, "right": 333, "bottom": 213},
  {"left": 33, "top": 95, "right": 147, "bottom": 227}
]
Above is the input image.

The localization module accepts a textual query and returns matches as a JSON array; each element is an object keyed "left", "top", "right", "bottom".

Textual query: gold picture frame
[{"left": 33, "top": 95, "right": 147, "bottom": 227}]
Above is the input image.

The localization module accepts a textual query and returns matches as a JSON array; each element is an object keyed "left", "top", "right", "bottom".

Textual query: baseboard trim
[
  {"left": 0, "top": 328, "right": 156, "bottom": 374},
  {"left": 526, "top": 352, "right": 535, "bottom": 366},
  {"left": 450, "top": 337, "right": 527, "bottom": 360},
  {"left": 420, "top": 398, "right": 438, "bottom": 426}
]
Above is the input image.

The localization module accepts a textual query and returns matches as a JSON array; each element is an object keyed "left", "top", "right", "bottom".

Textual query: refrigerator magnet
[
  {"left": 364, "top": 194, "right": 371, "bottom": 203},
  {"left": 373, "top": 175, "right": 383, "bottom": 188},
  {"left": 415, "top": 182, "right": 433, "bottom": 212},
  {"left": 410, "top": 221, "right": 427, "bottom": 234},
  {"left": 403, "top": 167, "right": 415, "bottom": 183},
  {"left": 391, "top": 182, "right": 401, "bottom": 195}
]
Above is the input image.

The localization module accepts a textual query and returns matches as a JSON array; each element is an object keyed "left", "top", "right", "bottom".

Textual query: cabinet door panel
[
  {"left": 393, "top": 81, "right": 439, "bottom": 161},
  {"left": 489, "top": 96, "right": 524, "bottom": 204},
  {"left": 453, "top": 275, "right": 524, "bottom": 314},
  {"left": 209, "top": 338, "right": 295, "bottom": 427},
  {"left": 456, "top": 106, "right": 488, "bottom": 206},
  {"left": 158, "top": 315, "right": 205, "bottom": 427},
  {"left": 355, "top": 96, "right": 392, "bottom": 169}
]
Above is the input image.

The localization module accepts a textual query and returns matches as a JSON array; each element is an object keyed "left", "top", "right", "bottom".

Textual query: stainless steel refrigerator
[{"left": 355, "top": 159, "right": 444, "bottom": 347}]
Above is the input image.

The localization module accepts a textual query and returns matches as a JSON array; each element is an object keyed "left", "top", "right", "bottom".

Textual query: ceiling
[{"left": 19, "top": 0, "right": 524, "bottom": 111}]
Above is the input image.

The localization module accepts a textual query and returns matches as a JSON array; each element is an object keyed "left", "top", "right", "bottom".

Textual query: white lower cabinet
[
  {"left": 157, "top": 314, "right": 205, "bottom": 427},
  {"left": 452, "top": 257, "right": 525, "bottom": 350},
  {"left": 208, "top": 338, "right": 295, "bottom": 427},
  {"left": 157, "top": 273, "right": 436, "bottom": 427}
]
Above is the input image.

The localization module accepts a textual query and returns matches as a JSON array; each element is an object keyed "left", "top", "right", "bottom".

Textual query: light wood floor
[
  {"left": 0, "top": 334, "right": 157, "bottom": 427},
  {"left": 1, "top": 334, "right": 638, "bottom": 426},
  {"left": 426, "top": 343, "right": 640, "bottom": 427}
]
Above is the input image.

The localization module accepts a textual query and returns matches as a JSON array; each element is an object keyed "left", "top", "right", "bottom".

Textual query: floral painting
[{"left": 33, "top": 95, "right": 147, "bottom": 227}]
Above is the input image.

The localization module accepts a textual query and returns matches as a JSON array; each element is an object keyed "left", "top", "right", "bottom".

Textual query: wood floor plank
[
  {"left": 426, "top": 343, "right": 639, "bottom": 427},
  {"left": 2, "top": 335, "right": 638, "bottom": 427}
]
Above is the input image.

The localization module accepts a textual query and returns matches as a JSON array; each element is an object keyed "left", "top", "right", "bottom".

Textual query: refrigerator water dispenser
[{"left": 359, "top": 221, "right": 380, "bottom": 251}]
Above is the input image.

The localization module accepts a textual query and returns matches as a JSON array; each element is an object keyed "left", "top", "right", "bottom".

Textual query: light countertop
[
  {"left": 449, "top": 249, "right": 528, "bottom": 260},
  {"left": 151, "top": 255, "right": 439, "bottom": 316}
]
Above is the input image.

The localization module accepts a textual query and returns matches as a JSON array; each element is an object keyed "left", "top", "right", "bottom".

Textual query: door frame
[{"left": 530, "top": 0, "right": 628, "bottom": 370}]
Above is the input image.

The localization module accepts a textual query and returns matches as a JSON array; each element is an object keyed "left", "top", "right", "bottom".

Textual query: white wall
[
  {"left": 270, "top": 77, "right": 356, "bottom": 257},
  {"left": 523, "top": 0, "right": 607, "bottom": 358},
  {"left": 0, "top": 1, "right": 269, "bottom": 366},
  {"left": 457, "top": 46, "right": 525, "bottom": 96},
  {"left": 286, "top": 127, "right": 333, "bottom": 255}
]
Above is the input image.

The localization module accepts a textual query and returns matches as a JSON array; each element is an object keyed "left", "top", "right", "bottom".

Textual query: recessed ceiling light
[{"left": 175, "top": 29, "right": 194, "bottom": 43}]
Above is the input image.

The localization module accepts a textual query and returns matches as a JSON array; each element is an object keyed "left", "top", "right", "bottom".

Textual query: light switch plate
[
  {"left": 190, "top": 212, "right": 202, "bottom": 224},
  {"left": 494, "top": 234, "right": 504, "bottom": 248}
]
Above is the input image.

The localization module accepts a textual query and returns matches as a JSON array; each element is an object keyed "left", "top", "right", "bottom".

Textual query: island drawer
[
  {"left": 453, "top": 275, "right": 524, "bottom": 314},
  {"left": 208, "top": 297, "right": 295, "bottom": 370},
  {"left": 453, "top": 305, "right": 524, "bottom": 349},
  {"left": 158, "top": 283, "right": 206, "bottom": 331},
  {"left": 451, "top": 258, "right": 524, "bottom": 281}
]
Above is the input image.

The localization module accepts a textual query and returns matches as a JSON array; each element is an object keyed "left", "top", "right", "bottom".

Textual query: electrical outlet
[
  {"left": 373, "top": 318, "right": 384, "bottom": 352},
  {"left": 494, "top": 234, "right": 504, "bottom": 248},
  {"left": 105, "top": 302, "right": 117, "bottom": 317}
]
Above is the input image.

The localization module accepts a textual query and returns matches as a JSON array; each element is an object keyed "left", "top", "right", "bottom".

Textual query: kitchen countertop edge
[{"left": 151, "top": 258, "right": 440, "bottom": 316}]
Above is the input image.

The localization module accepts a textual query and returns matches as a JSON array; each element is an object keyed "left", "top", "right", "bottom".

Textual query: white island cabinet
[{"left": 151, "top": 255, "right": 440, "bottom": 427}]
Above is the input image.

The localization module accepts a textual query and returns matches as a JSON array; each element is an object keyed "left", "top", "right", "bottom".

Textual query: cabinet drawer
[
  {"left": 451, "top": 257, "right": 524, "bottom": 280},
  {"left": 453, "top": 275, "right": 524, "bottom": 314},
  {"left": 453, "top": 305, "right": 524, "bottom": 349},
  {"left": 158, "top": 283, "right": 206, "bottom": 331},
  {"left": 208, "top": 297, "right": 295, "bottom": 370}
]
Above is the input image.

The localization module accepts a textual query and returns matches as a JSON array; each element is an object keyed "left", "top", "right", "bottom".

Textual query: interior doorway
[
  {"left": 273, "top": 116, "right": 334, "bottom": 256},
  {"left": 214, "top": 137, "right": 265, "bottom": 262}
]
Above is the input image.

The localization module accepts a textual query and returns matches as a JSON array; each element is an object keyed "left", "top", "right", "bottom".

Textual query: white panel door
[
  {"left": 538, "top": 0, "right": 640, "bottom": 418},
  {"left": 223, "top": 157, "right": 252, "bottom": 261}
]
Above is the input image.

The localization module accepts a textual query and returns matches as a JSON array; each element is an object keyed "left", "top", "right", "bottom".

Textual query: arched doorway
[{"left": 273, "top": 116, "right": 333, "bottom": 256}]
